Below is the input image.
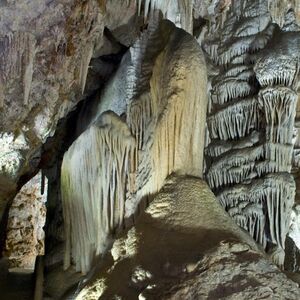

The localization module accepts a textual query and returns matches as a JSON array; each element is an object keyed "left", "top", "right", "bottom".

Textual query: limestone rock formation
[
  {"left": 61, "top": 18, "right": 207, "bottom": 274},
  {"left": 204, "top": 0, "right": 299, "bottom": 266},
  {"left": 77, "top": 175, "right": 300, "bottom": 300},
  {"left": 3, "top": 171, "right": 47, "bottom": 273},
  {"left": 61, "top": 112, "right": 136, "bottom": 274},
  {"left": 0, "top": 0, "right": 138, "bottom": 220},
  {"left": 1, "top": 0, "right": 300, "bottom": 299}
]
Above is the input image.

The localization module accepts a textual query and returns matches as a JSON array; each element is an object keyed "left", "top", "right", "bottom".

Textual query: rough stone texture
[
  {"left": 1, "top": 0, "right": 300, "bottom": 298},
  {"left": 204, "top": 0, "right": 299, "bottom": 266},
  {"left": 3, "top": 171, "right": 47, "bottom": 273},
  {"left": 289, "top": 205, "right": 300, "bottom": 250},
  {"left": 76, "top": 175, "right": 300, "bottom": 299},
  {"left": 0, "top": 0, "right": 138, "bottom": 220},
  {"left": 144, "top": 241, "right": 300, "bottom": 300},
  {"left": 0, "top": 258, "right": 34, "bottom": 300}
]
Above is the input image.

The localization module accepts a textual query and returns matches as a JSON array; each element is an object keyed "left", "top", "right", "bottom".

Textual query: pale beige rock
[
  {"left": 61, "top": 19, "right": 208, "bottom": 274},
  {"left": 76, "top": 175, "right": 264, "bottom": 299}
]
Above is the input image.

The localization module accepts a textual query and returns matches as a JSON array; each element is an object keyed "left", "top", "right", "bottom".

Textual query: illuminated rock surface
[
  {"left": 61, "top": 18, "right": 207, "bottom": 274},
  {"left": 0, "top": 0, "right": 300, "bottom": 299},
  {"left": 77, "top": 175, "right": 300, "bottom": 300}
]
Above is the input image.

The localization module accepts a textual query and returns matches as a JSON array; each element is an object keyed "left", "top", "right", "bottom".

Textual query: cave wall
[
  {"left": 4, "top": 172, "right": 47, "bottom": 273},
  {"left": 0, "top": 0, "right": 139, "bottom": 221},
  {"left": 204, "top": 0, "right": 299, "bottom": 266},
  {"left": 0, "top": 0, "right": 300, "bottom": 298}
]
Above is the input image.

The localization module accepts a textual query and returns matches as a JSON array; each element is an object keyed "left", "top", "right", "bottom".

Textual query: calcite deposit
[
  {"left": 61, "top": 18, "right": 207, "bottom": 274},
  {"left": 77, "top": 175, "right": 300, "bottom": 300},
  {"left": 0, "top": 0, "right": 300, "bottom": 299}
]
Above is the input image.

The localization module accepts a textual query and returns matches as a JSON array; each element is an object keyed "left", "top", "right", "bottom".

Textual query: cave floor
[{"left": 0, "top": 258, "right": 34, "bottom": 300}]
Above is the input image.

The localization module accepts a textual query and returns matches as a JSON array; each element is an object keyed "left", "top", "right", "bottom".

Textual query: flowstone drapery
[
  {"left": 61, "top": 18, "right": 207, "bottom": 274},
  {"left": 204, "top": 0, "right": 298, "bottom": 266}
]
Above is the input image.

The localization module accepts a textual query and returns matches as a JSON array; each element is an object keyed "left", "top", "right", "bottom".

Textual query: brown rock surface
[
  {"left": 4, "top": 171, "right": 47, "bottom": 272},
  {"left": 77, "top": 175, "right": 288, "bottom": 299},
  {"left": 0, "top": 0, "right": 139, "bottom": 220}
]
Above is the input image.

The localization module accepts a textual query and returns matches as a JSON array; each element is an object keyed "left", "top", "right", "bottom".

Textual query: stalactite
[
  {"left": 79, "top": 43, "right": 94, "bottom": 94},
  {"left": 126, "top": 19, "right": 162, "bottom": 104},
  {"left": 263, "top": 143, "right": 293, "bottom": 171},
  {"left": 268, "top": 0, "right": 300, "bottom": 27},
  {"left": 207, "top": 98, "right": 259, "bottom": 140},
  {"left": 23, "top": 34, "right": 36, "bottom": 105},
  {"left": 136, "top": 0, "right": 194, "bottom": 33},
  {"left": 0, "top": 32, "right": 37, "bottom": 106},
  {"left": 0, "top": 79, "right": 4, "bottom": 109},
  {"left": 212, "top": 81, "right": 256, "bottom": 105},
  {"left": 61, "top": 112, "right": 135, "bottom": 274},
  {"left": 205, "top": 0, "right": 297, "bottom": 267},
  {"left": 233, "top": 14, "right": 271, "bottom": 38},
  {"left": 282, "top": 8, "right": 300, "bottom": 32},
  {"left": 206, "top": 131, "right": 260, "bottom": 158},
  {"left": 259, "top": 87, "right": 297, "bottom": 144},
  {"left": 207, "top": 145, "right": 264, "bottom": 189},
  {"left": 218, "top": 174, "right": 295, "bottom": 253}
]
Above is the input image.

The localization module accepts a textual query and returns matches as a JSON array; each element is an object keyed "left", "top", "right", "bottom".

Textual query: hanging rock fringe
[{"left": 61, "top": 112, "right": 135, "bottom": 274}]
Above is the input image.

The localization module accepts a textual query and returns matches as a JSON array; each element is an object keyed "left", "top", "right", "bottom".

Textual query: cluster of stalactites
[
  {"left": 218, "top": 173, "right": 295, "bottom": 265},
  {"left": 61, "top": 112, "right": 135, "bottom": 274},
  {"left": 136, "top": 0, "right": 194, "bottom": 33},
  {"left": 205, "top": 0, "right": 297, "bottom": 267},
  {"left": 207, "top": 142, "right": 293, "bottom": 190},
  {"left": 203, "top": 0, "right": 273, "bottom": 66},
  {"left": 205, "top": 0, "right": 268, "bottom": 170},
  {"left": 259, "top": 87, "right": 298, "bottom": 144},
  {"left": 267, "top": 0, "right": 300, "bottom": 27},
  {"left": 61, "top": 19, "right": 207, "bottom": 274}
]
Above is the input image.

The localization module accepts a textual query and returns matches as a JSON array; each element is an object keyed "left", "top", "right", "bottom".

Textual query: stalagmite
[{"left": 126, "top": 19, "right": 207, "bottom": 214}]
